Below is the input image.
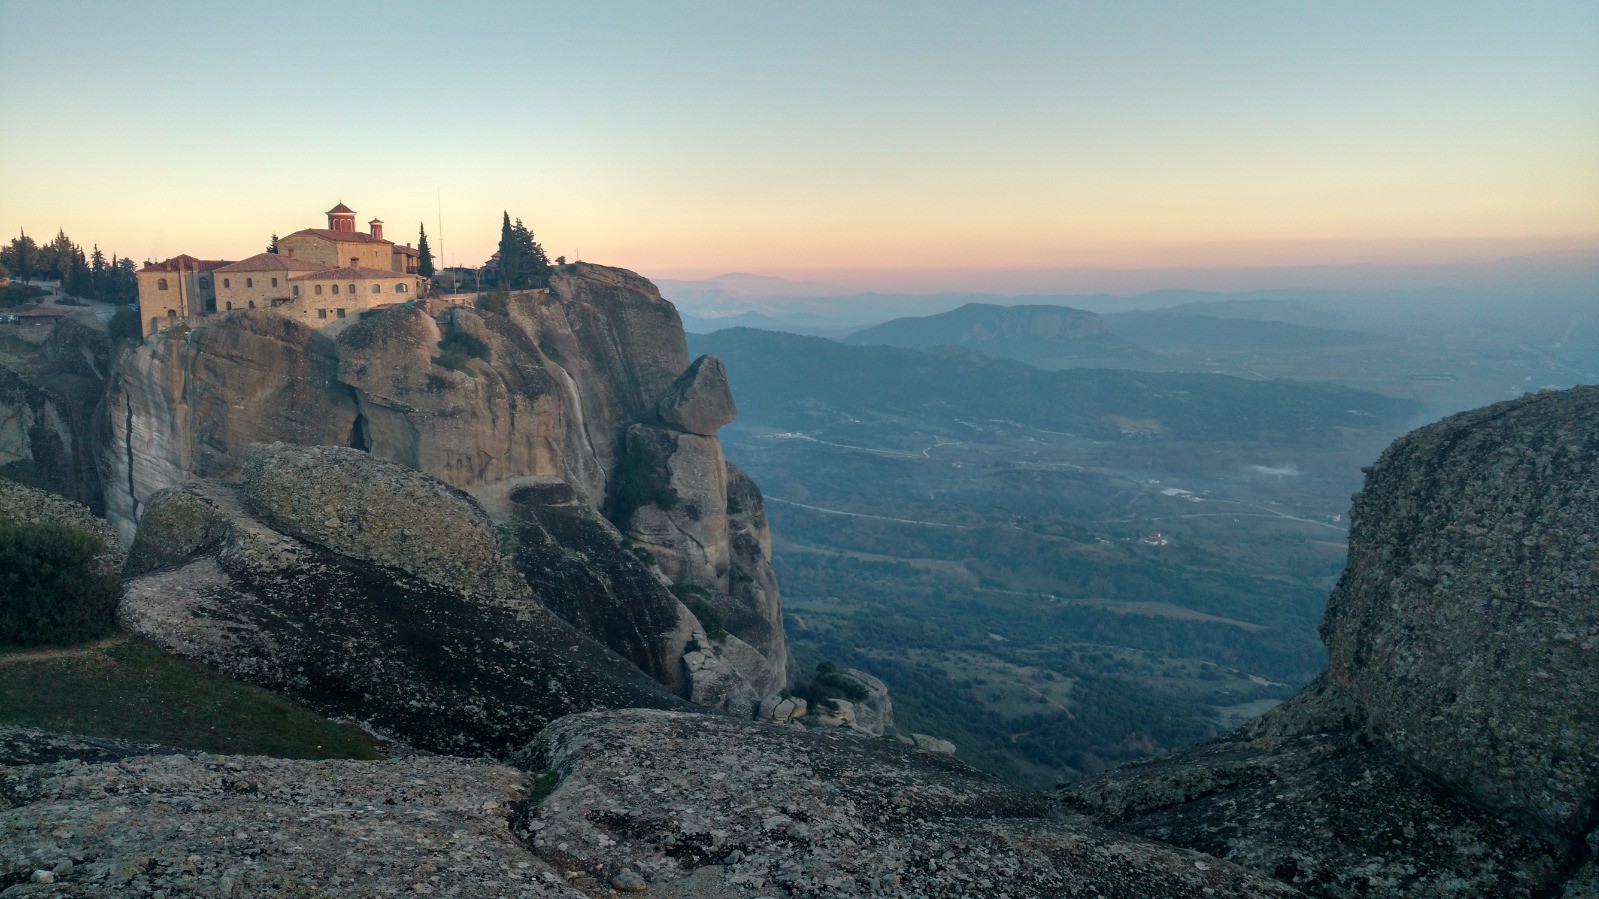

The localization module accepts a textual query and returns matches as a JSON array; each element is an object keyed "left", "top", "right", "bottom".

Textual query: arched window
[
  {"left": 347, "top": 283, "right": 355, "bottom": 294},
  {"left": 248, "top": 301, "right": 256, "bottom": 309},
  {"left": 167, "top": 309, "right": 176, "bottom": 319},
  {"left": 246, "top": 277, "right": 253, "bottom": 288},
  {"left": 226, "top": 302, "right": 233, "bottom": 311},
  {"left": 150, "top": 317, "right": 158, "bottom": 332},
  {"left": 396, "top": 283, "right": 407, "bottom": 294},
  {"left": 223, "top": 278, "right": 230, "bottom": 288},
  {"left": 158, "top": 279, "right": 168, "bottom": 290},
  {"left": 315, "top": 285, "right": 323, "bottom": 296},
  {"left": 331, "top": 284, "right": 339, "bottom": 295},
  {"left": 199, "top": 278, "right": 209, "bottom": 289},
  {"left": 371, "top": 283, "right": 381, "bottom": 294},
  {"left": 271, "top": 277, "right": 278, "bottom": 287}
]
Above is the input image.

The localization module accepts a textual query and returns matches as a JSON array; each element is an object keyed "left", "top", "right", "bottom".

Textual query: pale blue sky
[{"left": 2, "top": 1, "right": 1595, "bottom": 287}]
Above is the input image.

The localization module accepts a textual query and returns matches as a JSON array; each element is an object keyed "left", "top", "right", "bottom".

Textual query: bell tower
[{"left": 326, "top": 202, "right": 356, "bottom": 233}]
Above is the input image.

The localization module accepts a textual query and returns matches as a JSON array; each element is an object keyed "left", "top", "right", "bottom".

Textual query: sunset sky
[{"left": 2, "top": 1, "right": 1595, "bottom": 292}]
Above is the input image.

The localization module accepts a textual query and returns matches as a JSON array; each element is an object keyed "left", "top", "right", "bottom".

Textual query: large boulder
[
  {"left": 1319, "top": 385, "right": 1599, "bottom": 840},
  {"left": 1059, "top": 386, "right": 1599, "bottom": 898},
  {"left": 514, "top": 709, "right": 1300, "bottom": 898},
  {"left": 119, "top": 446, "right": 688, "bottom": 757},
  {"left": 655, "top": 354, "right": 736, "bottom": 435},
  {"left": 237, "top": 442, "right": 532, "bottom": 606}
]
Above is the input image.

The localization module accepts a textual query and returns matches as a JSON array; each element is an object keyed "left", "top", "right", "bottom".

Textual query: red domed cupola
[{"left": 326, "top": 202, "right": 356, "bottom": 233}]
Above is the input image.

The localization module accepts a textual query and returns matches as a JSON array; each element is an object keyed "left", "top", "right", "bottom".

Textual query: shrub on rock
[{"left": 0, "top": 520, "right": 119, "bottom": 646}]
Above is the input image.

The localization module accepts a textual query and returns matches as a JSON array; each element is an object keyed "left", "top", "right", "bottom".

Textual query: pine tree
[
  {"left": 1, "top": 231, "right": 36, "bottom": 280},
  {"left": 90, "top": 245, "right": 108, "bottom": 299},
  {"left": 417, "top": 224, "right": 435, "bottom": 278},
  {"left": 495, "top": 211, "right": 519, "bottom": 291},
  {"left": 113, "top": 257, "right": 138, "bottom": 303},
  {"left": 65, "top": 247, "right": 92, "bottom": 298},
  {"left": 511, "top": 219, "right": 550, "bottom": 289},
  {"left": 267, "top": 234, "right": 279, "bottom": 254}
]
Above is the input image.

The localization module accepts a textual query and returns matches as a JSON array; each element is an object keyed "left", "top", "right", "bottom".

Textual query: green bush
[
  {"left": 432, "top": 327, "right": 492, "bottom": 372},
  {"left": 612, "top": 443, "right": 679, "bottom": 522},
  {"left": 0, "top": 520, "right": 120, "bottom": 647},
  {"left": 793, "top": 660, "right": 870, "bottom": 708},
  {"left": 0, "top": 283, "right": 47, "bottom": 308}
]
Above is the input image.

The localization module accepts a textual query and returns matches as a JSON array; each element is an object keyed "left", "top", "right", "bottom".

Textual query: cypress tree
[{"left": 417, "top": 224, "right": 435, "bottom": 278}]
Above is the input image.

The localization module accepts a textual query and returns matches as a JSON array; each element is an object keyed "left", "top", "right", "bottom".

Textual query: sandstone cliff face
[
  {"left": 101, "top": 263, "right": 791, "bottom": 707},
  {"left": 1059, "top": 385, "right": 1599, "bottom": 899},
  {"left": 0, "top": 318, "right": 113, "bottom": 513}
]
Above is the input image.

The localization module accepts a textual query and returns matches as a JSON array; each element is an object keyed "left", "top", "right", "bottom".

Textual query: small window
[
  {"left": 396, "top": 283, "right": 407, "bottom": 294},
  {"left": 271, "top": 277, "right": 278, "bottom": 287},
  {"left": 246, "top": 277, "right": 253, "bottom": 288},
  {"left": 225, "top": 302, "right": 233, "bottom": 311},
  {"left": 317, "top": 309, "right": 328, "bottom": 320},
  {"left": 336, "top": 308, "right": 347, "bottom": 318},
  {"left": 199, "top": 278, "right": 209, "bottom": 289},
  {"left": 347, "top": 284, "right": 355, "bottom": 294},
  {"left": 167, "top": 309, "right": 176, "bottom": 319},
  {"left": 292, "top": 286, "right": 299, "bottom": 297},
  {"left": 332, "top": 284, "right": 339, "bottom": 295},
  {"left": 315, "top": 285, "right": 323, "bottom": 296},
  {"left": 158, "top": 278, "right": 168, "bottom": 290},
  {"left": 223, "top": 278, "right": 230, "bottom": 288},
  {"left": 150, "top": 317, "right": 159, "bottom": 331},
  {"left": 248, "top": 301, "right": 256, "bottom": 309},
  {"left": 371, "top": 283, "right": 381, "bottom": 294}
]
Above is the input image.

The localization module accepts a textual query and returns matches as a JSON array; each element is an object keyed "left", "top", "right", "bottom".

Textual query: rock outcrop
[
  {"left": 0, "top": 732, "right": 576, "bottom": 898},
  {"left": 120, "top": 445, "right": 688, "bottom": 757},
  {"left": 655, "top": 354, "right": 736, "bottom": 436},
  {"left": 1059, "top": 385, "right": 1599, "bottom": 898},
  {"left": 511, "top": 709, "right": 1299, "bottom": 898},
  {"left": 101, "top": 263, "right": 791, "bottom": 708}
]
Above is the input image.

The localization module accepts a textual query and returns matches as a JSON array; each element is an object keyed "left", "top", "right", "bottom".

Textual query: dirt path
[{"left": 0, "top": 635, "right": 128, "bottom": 666}]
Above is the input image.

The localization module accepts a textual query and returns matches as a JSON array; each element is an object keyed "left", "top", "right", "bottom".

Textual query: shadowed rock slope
[
  {"left": 1058, "top": 384, "right": 1599, "bottom": 898},
  {"left": 119, "top": 444, "right": 688, "bottom": 757}
]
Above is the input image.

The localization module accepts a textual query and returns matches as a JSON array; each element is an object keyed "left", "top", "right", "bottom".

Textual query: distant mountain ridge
[{"left": 845, "top": 302, "right": 1155, "bottom": 369}]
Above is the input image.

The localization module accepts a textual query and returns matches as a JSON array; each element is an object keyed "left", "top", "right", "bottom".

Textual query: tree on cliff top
[
  {"left": 267, "top": 233, "right": 279, "bottom": 254},
  {"left": 417, "top": 223, "right": 435, "bottom": 278},
  {"left": 495, "top": 212, "right": 550, "bottom": 292}
]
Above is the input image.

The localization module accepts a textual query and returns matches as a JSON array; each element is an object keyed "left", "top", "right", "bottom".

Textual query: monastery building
[{"left": 137, "top": 203, "right": 427, "bottom": 337}]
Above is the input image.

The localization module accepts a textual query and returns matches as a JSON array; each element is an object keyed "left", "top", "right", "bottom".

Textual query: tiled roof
[
  {"left": 139, "top": 255, "right": 233, "bottom": 273},
  {"left": 288, "top": 266, "right": 414, "bottom": 281},
  {"left": 216, "top": 253, "right": 326, "bottom": 273},
  {"left": 392, "top": 244, "right": 421, "bottom": 257},
  {"left": 326, "top": 203, "right": 355, "bottom": 215},
  {"left": 282, "top": 228, "right": 393, "bottom": 245}
]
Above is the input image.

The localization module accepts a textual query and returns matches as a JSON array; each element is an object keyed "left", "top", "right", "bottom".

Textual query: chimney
[{"left": 369, "top": 219, "right": 384, "bottom": 240}]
